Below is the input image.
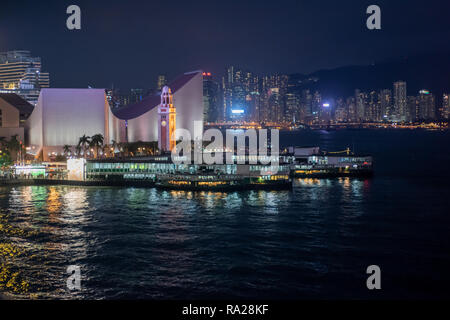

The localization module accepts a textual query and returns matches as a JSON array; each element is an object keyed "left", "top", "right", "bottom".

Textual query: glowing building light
[{"left": 231, "top": 109, "right": 245, "bottom": 114}]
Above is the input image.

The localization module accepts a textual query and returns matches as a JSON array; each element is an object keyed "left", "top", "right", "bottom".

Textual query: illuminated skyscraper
[
  {"left": 0, "top": 50, "right": 50, "bottom": 105},
  {"left": 417, "top": 90, "right": 436, "bottom": 120},
  {"left": 347, "top": 96, "right": 357, "bottom": 122},
  {"left": 379, "top": 89, "right": 392, "bottom": 120},
  {"left": 407, "top": 96, "right": 418, "bottom": 122},
  {"left": 367, "top": 91, "right": 380, "bottom": 121},
  {"left": 222, "top": 66, "right": 261, "bottom": 122},
  {"left": 285, "top": 93, "right": 300, "bottom": 124},
  {"left": 355, "top": 89, "right": 366, "bottom": 122},
  {"left": 203, "top": 72, "right": 220, "bottom": 123},
  {"left": 393, "top": 81, "right": 407, "bottom": 121},
  {"left": 441, "top": 93, "right": 449, "bottom": 120},
  {"left": 300, "top": 89, "right": 313, "bottom": 120},
  {"left": 157, "top": 75, "right": 167, "bottom": 91},
  {"left": 334, "top": 98, "right": 348, "bottom": 122},
  {"left": 222, "top": 66, "right": 234, "bottom": 121}
]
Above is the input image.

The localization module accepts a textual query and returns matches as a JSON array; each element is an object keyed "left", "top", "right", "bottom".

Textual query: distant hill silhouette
[{"left": 289, "top": 52, "right": 450, "bottom": 104}]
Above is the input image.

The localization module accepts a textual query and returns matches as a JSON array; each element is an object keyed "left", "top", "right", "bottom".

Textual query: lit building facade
[
  {"left": 379, "top": 89, "right": 392, "bottom": 120},
  {"left": 157, "top": 75, "right": 167, "bottom": 91},
  {"left": 222, "top": 66, "right": 262, "bottom": 122},
  {"left": 0, "top": 93, "right": 34, "bottom": 143},
  {"left": 393, "top": 81, "right": 407, "bottom": 121},
  {"left": 112, "top": 71, "right": 203, "bottom": 143},
  {"left": 0, "top": 51, "right": 50, "bottom": 106},
  {"left": 24, "top": 71, "right": 204, "bottom": 160},
  {"left": 25, "top": 88, "right": 121, "bottom": 161},
  {"left": 417, "top": 90, "right": 436, "bottom": 120},
  {"left": 202, "top": 72, "right": 220, "bottom": 123},
  {"left": 442, "top": 94, "right": 449, "bottom": 120}
]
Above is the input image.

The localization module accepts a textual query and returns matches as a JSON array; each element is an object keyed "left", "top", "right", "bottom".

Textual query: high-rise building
[
  {"left": 441, "top": 93, "right": 449, "bottom": 120},
  {"left": 247, "top": 92, "right": 260, "bottom": 123},
  {"left": 222, "top": 66, "right": 261, "bottom": 122},
  {"left": 334, "top": 98, "right": 348, "bottom": 122},
  {"left": 107, "top": 88, "right": 145, "bottom": 109},
  {"left": 285, "top": 93, "right": 300, "bottom": 124},
  {"left": 202, "top": 72, "right": 220, "bottom": 123},
  {"left": 417, "top": 90, "right": 436, "bottom": 120},
  {"left": 300, "top": 89, "right": 313, "bottom": 121},
  {"left": 157, "top": 75, "right": 167, "bottom": 91},
  {"left": 367, "top": 91, "right": 380, "bottom": 121},
  {"left": 318, "top": 98, "right": 333, "bottom": 123},
  {"left": 311, "top": 91, "right": 322, "bottom": 122},
  {"left": 355, "top": 89, "right": 367, "bottom": 122},
  {"left": 393, "top": 81, "right": 407, "bottom": 121},
  {"left": 267, "top": 88, "right": 282, "bottom": 123},
  {"left": 379, "top": 89, "right": 392, "bottom": 120},
  {"left": 0, "top": 50, "right": 50, "bottom": 105},
  {"left": 407, "top": 96, "right": 418, "bottom": 122},
  {"left": 347, "top": 96, "right": 357, "bottom": 122}
]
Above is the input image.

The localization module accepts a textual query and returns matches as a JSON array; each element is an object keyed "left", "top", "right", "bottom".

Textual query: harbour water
[{"left": 1, "top": 129, "right": 450, "bottom": 299}]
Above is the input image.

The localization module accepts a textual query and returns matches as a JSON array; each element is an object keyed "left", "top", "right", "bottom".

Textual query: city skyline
[
  {"left": 0, "top": 48, "right": 448, "bottom": 126},
  {"left": 1, "top": 1, "right": 450, "bottom": 90}
]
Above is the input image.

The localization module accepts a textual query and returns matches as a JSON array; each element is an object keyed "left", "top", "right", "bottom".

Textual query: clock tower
[{"left": 158, "top": 86, "right": 176, "bottom": 153}]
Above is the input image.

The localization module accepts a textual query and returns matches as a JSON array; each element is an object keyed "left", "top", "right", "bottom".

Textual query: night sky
[{"left": 1, "top": 0, "right": 449, "bottom": 89}]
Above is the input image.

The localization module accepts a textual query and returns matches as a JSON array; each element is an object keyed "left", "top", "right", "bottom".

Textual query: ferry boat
[
  {"left": 285, "top": 147, "right": 374, "bottom": 178},
  {"left": 82, "top": 156, "right": 293, "bottom": 191},
  {"left": 156, "top": 173, "right": 292, "bottom": 191},
  {"left": 66, "top": 146, "right": 372, "bottom": 191}
]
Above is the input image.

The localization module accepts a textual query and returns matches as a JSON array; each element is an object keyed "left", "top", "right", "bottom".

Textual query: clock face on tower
[{"left": 161, "top": 120, "right": 167, "bottom": 127}]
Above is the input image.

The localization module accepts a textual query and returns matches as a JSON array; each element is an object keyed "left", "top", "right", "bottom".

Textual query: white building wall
[
  {"left": 126, "top": 72, "right": 204, "bottom": 142},
  {"left": 25, "top": 88, "right": 121, "bottom": 159},
  {"left": 127, "top": 107, "right": 159, "bottom": 142},
  {"left": 173, "top": 72, "right": 204, "bottom": 140}
]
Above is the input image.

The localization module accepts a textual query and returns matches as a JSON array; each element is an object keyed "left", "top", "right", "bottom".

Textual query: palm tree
[
  {"left": 89, "top": 134, "right": 104, "bottom": 158},
  {"left": 63, "top": 145, "right": 72, "bottom": 157},
  {"left": 77, "top": 135, "right": 90, "bottom": 158},
  {"left": 7, "top": 135, "right": 22, "bottom": 163},
  {"left": 75, "top": 145, "right": 82, "bottom": 157}
]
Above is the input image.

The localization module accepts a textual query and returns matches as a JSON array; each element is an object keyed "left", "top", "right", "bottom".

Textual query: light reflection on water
[
  {"left": 0, "top": 174, "right": 448, "bottom": 299},
  {"left": 0, "top": 180, "right": 371, "bottom": 299}
]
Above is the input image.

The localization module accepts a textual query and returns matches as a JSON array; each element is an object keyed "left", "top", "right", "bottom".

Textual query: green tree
[
  {"left": 7, "top": 135, "right": 22, "bottom": 162},
  {"left": 0, "top": 149, "right": 12, "bottom": 167},
  {"left": 77, "top": 135, "right": 91, "bottom": 158},
  {"left": 63, "top": 145, "right": 72, "bottom": 157},
  {"left": 89, "top": 134, "right": 104, "bottom": 158},
  {"left": 75, "top": 145, "right": 82, "bottom": 157}
]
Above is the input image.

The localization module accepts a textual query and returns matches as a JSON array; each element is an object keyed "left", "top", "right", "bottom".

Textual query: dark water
[{"left": 1, "top": 129, "right": 450, "bottom": 299}]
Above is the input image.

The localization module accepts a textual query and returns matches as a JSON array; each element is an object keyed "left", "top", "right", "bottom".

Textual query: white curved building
[
  {"left": 112, "top": 71, "right": 203, "bottom": 142},
  {"left": 25, "top": 71, "right": 204, "bottom": 161},
  {"left": 25, "top": 88, "right": 120, "bottom": 160}
]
